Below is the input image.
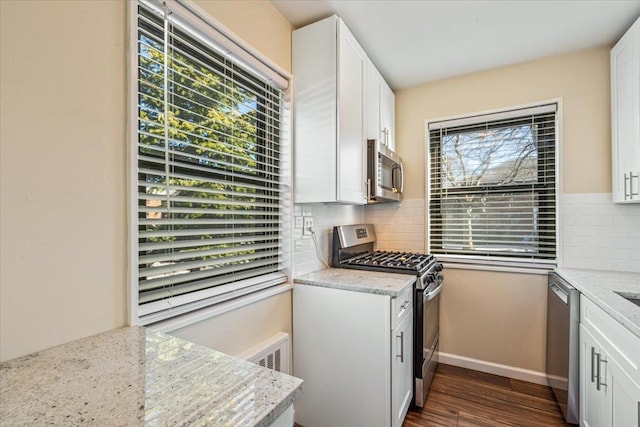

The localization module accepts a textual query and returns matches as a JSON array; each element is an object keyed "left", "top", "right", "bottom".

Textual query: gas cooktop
[
  {"left": 344, "top": 251, "right": 434, "bottom": 272},
  {"left": 331, "top": 224, "right": 441, "bottom": 279}
]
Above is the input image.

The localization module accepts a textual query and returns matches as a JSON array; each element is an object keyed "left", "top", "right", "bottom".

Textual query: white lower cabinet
[
  {"left": 392, "top": 309, "right": 413, "bottom": 427},
  {"left": 580, "top": 295, "right": 640, "bottom": 427},
  {"left": 611, "top": 359, "right": 640, "bottom": 427},
  {"left": 269, "top": 405, "right": 294, "bottom": 427},
  {"left": 293, "top": 283, "right": 414, "bottom": 427},
  {"left": 580, "top": 325, "right": 611, "bottom": 427}
]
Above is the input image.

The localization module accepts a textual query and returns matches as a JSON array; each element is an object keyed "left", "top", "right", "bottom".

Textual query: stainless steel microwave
[{"left": 367, "top": 139, "right": 403, "bottom": 203}]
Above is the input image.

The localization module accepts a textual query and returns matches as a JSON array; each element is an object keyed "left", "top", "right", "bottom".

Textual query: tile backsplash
[
  {"left": 561, "top": 193, "right": 640, "bottom": 272},
  {"left": 292, "top": 203, "right": 364, "bottom": 277},
  {"left": 293, "top": 193, "right": 640, "bottom": 275},
  {"left": 364, "top": 198, "right": 426, "bottom": 252}
]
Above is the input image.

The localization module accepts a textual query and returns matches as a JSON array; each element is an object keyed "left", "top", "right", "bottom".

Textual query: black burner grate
[{"left": 346, "top": 251, "right": 434, "bottom": 272}]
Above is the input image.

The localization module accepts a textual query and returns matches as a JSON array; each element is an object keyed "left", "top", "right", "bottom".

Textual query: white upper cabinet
[
  {"left": 293, "top": 16, "right": 367, "bottom": 204},
  {"left": 366, "top": 59, "right": 396, "bottom": 150},
  {"left": 611, "top": 16, "right": 640, "bottom": 203},
  {"left": 380, "top": 82, "right": 396, "bottom": 151},
  {"left": 366, "top": 61, "right": 382, "bottom": 144}
]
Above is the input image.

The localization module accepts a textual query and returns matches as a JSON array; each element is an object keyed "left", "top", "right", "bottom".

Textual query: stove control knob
[{"left": 435, "top": 263, "right": 443, "bottom": 272}]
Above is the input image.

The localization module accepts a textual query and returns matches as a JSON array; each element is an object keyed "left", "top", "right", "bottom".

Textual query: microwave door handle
[
  {"left": 399, "top": 161, "right": 404, "bottom": 194},
  {"left": 367, "top": 140, "right": 377, "bottom": 200},
  {"left": 391, "top": 163, "right": 396, "bottom": 192}
]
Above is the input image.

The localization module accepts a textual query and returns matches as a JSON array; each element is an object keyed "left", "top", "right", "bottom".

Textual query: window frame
[
  {"left": 127, "top": 0, "right": 293, "bottom": 326},
  {"left": 425, "top": 100, "right": 562, "bottom": 274}
]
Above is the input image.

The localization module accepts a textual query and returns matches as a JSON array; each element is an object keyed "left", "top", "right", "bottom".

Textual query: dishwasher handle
[{"left": 549, "top": 282, "right": 569, "bottom": 305}]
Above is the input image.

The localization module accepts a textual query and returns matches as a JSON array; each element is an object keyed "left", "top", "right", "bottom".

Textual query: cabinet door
[
  {"left": 610, "top": 356, "right": 640, "bottom": 427},
  {"left": 611, "top": 17, "right": 640, "bottom": 203},
  {"left": 380, "top": 81, "right": 395, "bottom": 151},
  {"left": 293, "top": 285, "right": 391, "bottom": 427},
  {"left": 366, "top": 59, "right": 381, "bottom": 141},
  {"left": 337, "top": 20, "right": 366, "bottom": 204},
  {"left": 292, "top": 16, "right": 338, "bottom": 203},
  {"left": 366, "top": 61, "right": 395, "bottom": 151},
  {"left": 580, "top": 325, "right": 611, "bottom": 427},
  {"left": 392, "top": 309, "right": 413, "bottom": 427}
]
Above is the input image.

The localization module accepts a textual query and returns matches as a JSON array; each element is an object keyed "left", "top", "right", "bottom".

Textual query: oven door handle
[{"left": 423, "top": 277, "right": 444, "bottom": 302}]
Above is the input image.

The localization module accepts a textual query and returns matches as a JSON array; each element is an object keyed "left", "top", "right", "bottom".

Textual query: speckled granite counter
[
  {"left": 294, "top": 268, "right": 415, "bottom": 297},
  {"left": 0, "top": 326, "right": 303, "bottom": 427},
  {"left": 555, "top": 268, "right": 640, "bottom": 339}
]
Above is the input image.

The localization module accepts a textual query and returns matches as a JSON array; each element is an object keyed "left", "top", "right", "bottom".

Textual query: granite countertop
[
  {"left": 555, "top": 268, "right": 640, "bottom": 339},
  {"left": 294, "top": 268, "right": 416, "bottom": 297},
  {"left": 0, "top": 326, "right": 303, "bottom": 427}
]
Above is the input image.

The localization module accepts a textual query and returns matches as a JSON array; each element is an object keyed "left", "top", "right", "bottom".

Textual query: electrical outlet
[
  {"left": 303, "top": 217, "right": 313, "bottom": 236},
  {"left": 295, "top": 216, "right": 303, "bottom": 229}
]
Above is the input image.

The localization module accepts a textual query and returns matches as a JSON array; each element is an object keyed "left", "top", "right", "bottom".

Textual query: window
[
  {"left": 428, "top": 104, "right": 557, "bottom": 270},
  {"left": 133, "top": 0, "right": 289, "bottom": 324}
]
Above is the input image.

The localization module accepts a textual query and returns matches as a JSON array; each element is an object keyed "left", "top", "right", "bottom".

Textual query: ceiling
[{"left": 270, "top": 0, "right": 640, "bottom": 90}]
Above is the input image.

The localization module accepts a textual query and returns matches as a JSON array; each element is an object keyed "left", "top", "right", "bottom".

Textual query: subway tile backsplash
[
  {"left": 561, "top": 193, "right": 640, "bottom": 272},
  {"left": 292, "top": 193, "right": 640, "bottom": 276},
  {"left": 364, "top": 198, "right": 426, "bottom": 252},
  {"left": 292, "top": 203, "right": 364, "bottom": 277},
  {"left": 291, "top": 199, "right": 425, "bottom": 277}
]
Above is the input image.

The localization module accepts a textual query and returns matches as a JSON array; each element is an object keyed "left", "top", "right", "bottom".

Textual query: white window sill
[
  {"left": 442, "top": 261, "right": 554, "bottom": 275},
  {"left": 437, "top": 255, "right": 556, "bottom": 275},
  {"left": 147, "top": 283, "right": 293, "bottom": 333}
]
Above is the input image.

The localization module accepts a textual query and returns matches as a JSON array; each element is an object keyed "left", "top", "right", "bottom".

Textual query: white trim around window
[
  {"left": 425, "top": 98, "right": 563, "bottom": 272},
  {"left": 127, "top": 0, "right": 292, "bottom": 326}
]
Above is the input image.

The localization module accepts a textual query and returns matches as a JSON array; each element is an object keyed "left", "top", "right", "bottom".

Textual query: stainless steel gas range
[{"left": 332, "top": 224, "right": 444, "bottom": 407}]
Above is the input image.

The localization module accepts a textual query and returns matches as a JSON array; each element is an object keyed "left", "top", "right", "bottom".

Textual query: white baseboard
[{"left": 439, "top": 352, "right": 549, "bottom": 386}]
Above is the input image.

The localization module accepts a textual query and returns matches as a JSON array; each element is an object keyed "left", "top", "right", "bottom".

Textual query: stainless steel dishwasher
[{"left": 546, "top": 272, "right": 580, "bottom": 424}]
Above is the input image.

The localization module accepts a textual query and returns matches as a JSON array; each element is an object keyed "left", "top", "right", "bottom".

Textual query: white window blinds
[
  {"left": 135, "top": 0, "right": 288, "bottom": 323},
  {"left": 428, "top": 104, "right": 557, "bottom": 269}
]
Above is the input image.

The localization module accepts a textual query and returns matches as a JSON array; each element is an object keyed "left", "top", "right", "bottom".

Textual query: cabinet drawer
[
  {"left": 580, "top": 294, "right": 640, "bottom": 383},
  {"left": 392, "top": 283, "right": 414, "bottom": 330}
]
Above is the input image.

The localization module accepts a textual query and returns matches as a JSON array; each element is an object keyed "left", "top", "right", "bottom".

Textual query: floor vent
[{"left": 238, "top": 332, "right": 290, "bottom": 374}]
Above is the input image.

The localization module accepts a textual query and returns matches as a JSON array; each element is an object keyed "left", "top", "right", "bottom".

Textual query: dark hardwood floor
[{"left": 403, "top": 363, "right": 573, "bottom": 427}]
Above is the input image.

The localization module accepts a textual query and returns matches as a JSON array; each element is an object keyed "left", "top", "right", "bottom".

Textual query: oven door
[
  {"left": 415, "top": 275, "right": 443, "bottom": 407},
  {"left": 423, "top": 277, "right": 442, "bottom": 362}
]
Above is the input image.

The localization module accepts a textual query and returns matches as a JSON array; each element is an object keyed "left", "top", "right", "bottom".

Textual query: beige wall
[
  {"left": 392, "top": 47, "right": 611, "bottom": 372},
  {"left": 194, "top": 0, "right": 292, "bottom": 73},
  {"left": 171, "top": 291, "right": 292, "bottom": 356},
  {"left": 440, "top": 270, "right": 548, "bottom": 372},
  {"left": 0, "top": 0, "right": 292, "bottom": 362},
  {"left": 397, "top": 46, "right": 611, "bottom": 200},
  {"left": 0, "top": 0, "right": 128, "bottom": 362}
]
